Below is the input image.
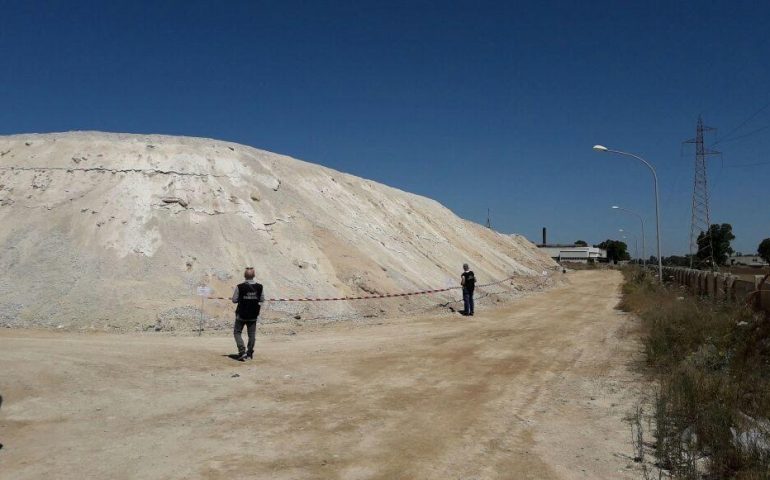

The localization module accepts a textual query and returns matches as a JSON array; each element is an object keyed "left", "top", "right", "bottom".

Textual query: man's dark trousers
[
  {"left": 234, "top": 318, "right": 257, "bottom": 356},
  {"left": 463, "top": 288, "right": 474, "bottom": 315}
]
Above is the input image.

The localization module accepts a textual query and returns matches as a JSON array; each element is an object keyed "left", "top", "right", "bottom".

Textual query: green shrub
[{"left": 620, "top": 266, "right": 770, "bottom": 479}]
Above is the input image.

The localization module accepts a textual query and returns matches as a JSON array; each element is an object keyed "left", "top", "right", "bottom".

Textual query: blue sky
[{"left": 1, "top": 0, "right": 769, "bottom": 256}]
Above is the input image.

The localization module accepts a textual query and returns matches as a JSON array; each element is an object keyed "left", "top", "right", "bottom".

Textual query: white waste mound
[{"left": 0, "top": 132, "right": 557, "bottom": 331}]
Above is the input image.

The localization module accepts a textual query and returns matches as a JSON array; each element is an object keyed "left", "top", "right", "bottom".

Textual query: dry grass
[{"left": 621, "top": 268, "right": 770, "bottom": 479}]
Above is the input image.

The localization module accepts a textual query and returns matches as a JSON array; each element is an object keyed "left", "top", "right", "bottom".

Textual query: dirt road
[{"left": 0, "top": 270, "right": 644, "bottom": 479}]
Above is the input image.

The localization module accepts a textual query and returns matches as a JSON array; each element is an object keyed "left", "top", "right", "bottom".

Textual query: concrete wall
[{"left": 662, "top": 266, "right": 770, "bottom": 313}]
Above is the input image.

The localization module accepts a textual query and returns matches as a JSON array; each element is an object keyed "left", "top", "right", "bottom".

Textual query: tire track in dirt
[{"left": 0, "top": 270, "right": 643, "bottom": 480}]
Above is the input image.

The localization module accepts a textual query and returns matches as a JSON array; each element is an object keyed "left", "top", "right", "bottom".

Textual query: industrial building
[
  {"left": 538, "top": 245, "right": 607, "bottom": 263},
  {"left": 729, "top": 253, "right": 769, "bottom": 268},
  {"left": 535, "top": 227, "right": 607, "bottom": 263}
]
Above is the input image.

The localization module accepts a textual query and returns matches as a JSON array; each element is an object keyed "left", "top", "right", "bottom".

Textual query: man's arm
[
  {"left": 460, "top": 274, "right": 465, "bottom": 287},
  {"left": 231, "top": 286, "right": 239, "bottom": 304}
]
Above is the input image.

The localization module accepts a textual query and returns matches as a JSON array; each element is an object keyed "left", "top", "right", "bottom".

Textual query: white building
[
  {"left": 538, "top": 245, "right": 607, "bottom": 263},
  {"left": 729, "top": 254, "right": 769, "bottom": 268}
]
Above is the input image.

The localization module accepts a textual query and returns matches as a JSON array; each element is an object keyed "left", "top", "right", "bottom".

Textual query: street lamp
[
  {"left": 612, "top": 205, "right": 646, "bottom": 266},
  {"left": 593, "top": 145, "right": 663, "bottom": 282}
]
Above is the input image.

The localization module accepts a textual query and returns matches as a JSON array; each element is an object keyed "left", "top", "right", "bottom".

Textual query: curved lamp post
[
  {"left": 613, "top": 206, "right": 646, "bottom": 266},
  {"left": 593, "top": 145, "right": 663, "bottom": 282}
]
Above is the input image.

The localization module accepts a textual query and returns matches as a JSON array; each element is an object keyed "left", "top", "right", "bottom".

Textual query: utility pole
[
  {"left": 485, "top": 208, "right": 492, "bottom": 229},
  {"left": 685, "top": 116, "right": 719, "bottom": 268}
]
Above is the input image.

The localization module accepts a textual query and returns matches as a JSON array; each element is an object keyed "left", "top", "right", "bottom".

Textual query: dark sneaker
[
  {"left": 237, "top": 353, "right": 248, "bottom": 362},
  {"left": 246, "top": 353, "right": 253, "bottom": 360}
]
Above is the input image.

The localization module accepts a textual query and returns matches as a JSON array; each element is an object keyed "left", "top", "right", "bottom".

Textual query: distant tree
[
  {"left": 696, "top": 223, "right": 735, "bottom": 266},
  {"left": 759, "top": 238, "right": 770, "bottom": 265},
  {"left": 574, "top": 240, "right": 588, "bottom": 247},
  {"left": 597, "top": 239, "right": 630, "bottom": 264}
]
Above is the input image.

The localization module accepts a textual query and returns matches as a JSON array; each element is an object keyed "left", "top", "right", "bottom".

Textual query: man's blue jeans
[{"left": 462, "top": 288, "right": 474, "bottom": 315}]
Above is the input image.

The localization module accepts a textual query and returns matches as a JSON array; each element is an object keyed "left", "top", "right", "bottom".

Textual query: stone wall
[{"left": 663, "top": 266, "right": 770, "bottom": 313}]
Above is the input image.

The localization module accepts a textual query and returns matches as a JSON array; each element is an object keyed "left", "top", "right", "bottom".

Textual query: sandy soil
[
  {"left": 0, "top": 270, "right": 645, "bottom": 480},
  {"left": 723, "top": 266, "right": 770, "bottom": 282},
  {"left": 0, "top": 132, "right": 555, "bottom": 330}
]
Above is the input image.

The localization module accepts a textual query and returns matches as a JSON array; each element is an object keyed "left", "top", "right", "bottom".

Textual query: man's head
[
  {"left": 244, "top": 267, "right": 255, "bottom": 280},
  {"left": 463, "top": 263, "right": 469, "bottom": 271}
]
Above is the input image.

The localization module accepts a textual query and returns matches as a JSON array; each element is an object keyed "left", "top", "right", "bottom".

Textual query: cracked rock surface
[{"left": 0, "top": 131, "right": 557, "bottom": 330}]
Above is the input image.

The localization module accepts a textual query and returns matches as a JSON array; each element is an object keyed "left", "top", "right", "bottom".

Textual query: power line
[
  {"left": 723, "top": 160, "right": 770, "bottom": 168},
  {"left": 715, "top": 123, "right": 770, "bottom": 145},
  {"left": 712, "top": 101, "right": 770, "bottom": 146}
]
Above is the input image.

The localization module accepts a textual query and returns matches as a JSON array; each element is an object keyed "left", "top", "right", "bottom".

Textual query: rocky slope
[{"left": 0, "top": 132, "right": 557, "bottom": 330}]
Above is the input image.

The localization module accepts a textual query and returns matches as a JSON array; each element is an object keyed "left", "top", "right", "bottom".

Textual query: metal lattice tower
[
  {"left": 485, "top": 208, "right": 492, "bottom": 229},
  {"left": 685, "top": 116, "right": 719, "bottom": 267}
]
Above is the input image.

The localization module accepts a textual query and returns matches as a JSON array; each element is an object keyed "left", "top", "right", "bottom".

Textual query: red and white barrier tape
[{"left": 208, "top": 275, "right": 526, "bottom": 303}]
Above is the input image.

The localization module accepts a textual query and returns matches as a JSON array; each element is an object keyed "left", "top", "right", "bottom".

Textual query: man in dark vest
[
  {"left": 460, "top": 263, "right": 476, "bottom": 316},
  {"left": 231, "top": 267, "right": 264, "bottom": 361}
]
